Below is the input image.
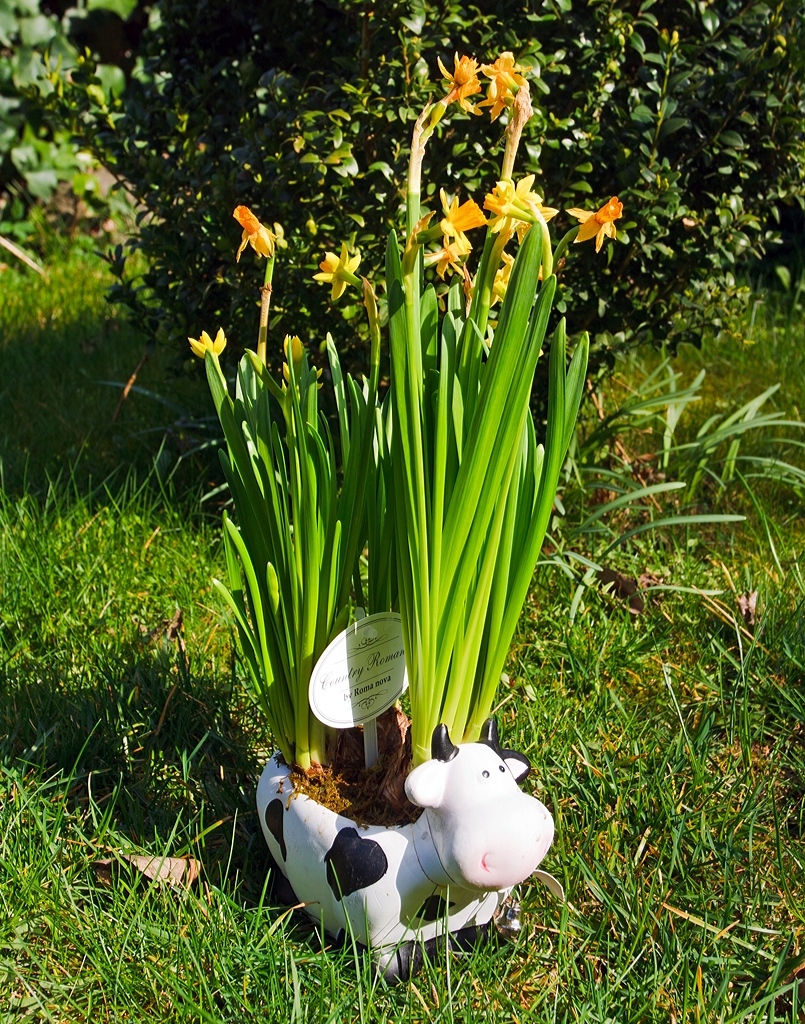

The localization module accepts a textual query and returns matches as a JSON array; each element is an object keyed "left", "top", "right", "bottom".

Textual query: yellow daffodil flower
[
  {"left": 233, "top": 206, "right": 276, "bottom": 261},
  {"left": 188, "top": 328, "right": 227, "bottom": 359},
  {"left": 439, "top": 189, "right": 487, "bottom": 250},
  {"left": 479, "top": 52, "right": 531, "bottom": 121},
  {"left": 566, "top": 197, "right": 624, "bottom": 252},
  {"left": 484, "top": 175, "right": 559, "bottom": 233},
  {"left": 514, "top": 221, "right": 531, "bottom": 245},
  {"left": 313, "top": 243, "right": 361, "bottom": 301},
  {"left": 437, "top": 53, "right": 482, "bottom": 114},
  {"left": 491, "top": 251, "right": 515, "bottom": 306},
  {"left": 424, "top": 237, "right": 470, "bottom": 279}
]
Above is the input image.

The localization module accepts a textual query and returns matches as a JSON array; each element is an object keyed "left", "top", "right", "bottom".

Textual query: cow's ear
[
  {"left": 405, "top": 760, "right": 448, "bottom": 809},
  {"left": 502, "top": 749, "right": 531, "bottom": 784}
]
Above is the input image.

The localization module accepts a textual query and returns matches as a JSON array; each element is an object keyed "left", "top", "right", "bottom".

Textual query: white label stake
[
  {"left": 362, "top": 717, "right": 379, "bottom": 769},
  {"left": 308, "top": 611, "right": 407, "bottom": 769},
  {"left": 354, "top": 608, "right": 378, "bottom": 769}
]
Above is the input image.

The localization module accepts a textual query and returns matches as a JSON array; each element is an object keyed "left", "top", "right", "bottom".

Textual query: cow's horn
[
  {"left": 431, "top": 724, "right": 459, "bottom": 762},
  {"left": 480, "top": 718, "right": 502, "bottom": 753}
]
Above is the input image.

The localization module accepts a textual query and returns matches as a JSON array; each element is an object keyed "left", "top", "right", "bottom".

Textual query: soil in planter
[{"left": 287, "top": 706, "right": 419, "bottom": 827}]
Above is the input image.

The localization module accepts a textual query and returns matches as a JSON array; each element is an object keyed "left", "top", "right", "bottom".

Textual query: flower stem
[
  {"left": 363, "top": 278, "right": 381, "bottom": 392},
  {"left": 257, "top": 255, "right": 275, "bottom": 363},
  {"left": 500, "top": 84, "right": 533, "bottom": 182},
  {"left": 307, "top": 717, "right": 327, "bottom": 768},
  {"left": 458, "top": 83, "right": 534, "bottom": 373},
  {"left": 472, "top": 228, "right": 513, "bottom": 342},
  {"left": 552, "top": 226, "right": 579, "bottom": 268},
  {"left": 407, "top": 104, "right": 432, "bottom": 236}
]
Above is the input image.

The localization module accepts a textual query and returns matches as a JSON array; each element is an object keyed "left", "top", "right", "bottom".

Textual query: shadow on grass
[
  {"left": 0, "top": 251, "right": 219, "bottom": 497},
  {"left": 0, "top": 642, "right": 274, "bottom": 899}
]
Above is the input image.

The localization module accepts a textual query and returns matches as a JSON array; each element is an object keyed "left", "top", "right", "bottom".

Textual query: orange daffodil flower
[
  {"left": 484, "top": 175, "right": 559, "bottom": 238},
  {"left": 479, "top": 52, "right": 531, "bottom": 121},
  {"left": 437, "top": 53, "right": 482, "bottom": 114},
  {"left": 439, "top": 188, "right": 487, "bottom": 250},
  {"left": 313, "top": 243, "right": 361, "bottom": 301},
  {"left": 188, "top": 328, "right": 227, "bottom": 359},
  {"left": 233, "top": 206, "right": 276, "bottom": 261},
  {"left": 566, "top": 197, "right": 624, "bottom": 253},
  {"left": 437, "top": 51, "right": 532, "bottom": 121}
]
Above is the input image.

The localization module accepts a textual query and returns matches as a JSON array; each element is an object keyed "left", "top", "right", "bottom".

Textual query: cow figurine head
[{"left": 404, "top": 719, "right": 554, "bottom": 892}]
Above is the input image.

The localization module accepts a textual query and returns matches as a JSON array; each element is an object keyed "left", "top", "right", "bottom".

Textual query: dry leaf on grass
[
  {"left": 737, "top": 590, "right": 758, "bottom": 632},
  {"left": 637, "top": 571, "right": 664, "bottom": 590},
  {"left": 596, "top": 568, "right": 645, "bottom": 615},
  {"left": 140, "top": 608, "right": 186, "bottom": 653},
  {"left": 93, "top": 854, "right": 200, "bottom": 888}
]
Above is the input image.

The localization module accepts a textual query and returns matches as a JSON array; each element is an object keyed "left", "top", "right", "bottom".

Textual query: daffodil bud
[{"left": 283, "top": 334, "right": 304, "bottom": 372}]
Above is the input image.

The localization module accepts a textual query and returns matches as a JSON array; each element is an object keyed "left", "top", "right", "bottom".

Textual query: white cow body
[
  {"left": 255, "top": 722, "right": 556, "bottom": 957},
  {"left": 257, "top": 755, "right": 502, "bottom": 949}
]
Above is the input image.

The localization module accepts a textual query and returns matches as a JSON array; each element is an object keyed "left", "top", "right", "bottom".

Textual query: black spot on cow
[
  {"left": 264, "top": 799, "right": 286, "bottom": 861},
  {"left": 324, "top": 827, "right": 388, "bottom": 899},
  {"left": 414, "top": 892, "right": 455, "bottom": 922}
]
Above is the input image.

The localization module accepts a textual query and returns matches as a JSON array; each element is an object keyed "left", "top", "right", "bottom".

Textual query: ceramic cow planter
[{"left": 256, "top": 719, "right": 558, "bottom": 978}]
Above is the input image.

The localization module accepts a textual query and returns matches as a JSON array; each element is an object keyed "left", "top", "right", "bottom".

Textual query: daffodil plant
[
  {"left": 315, "top": 52, "right": 623, "bottom": 766},
  {"left": 192, "top": 211, "right": 380, "bottom": 771},
  {"left": 196, "top": 49, "right": 623, "bottom": 775}
]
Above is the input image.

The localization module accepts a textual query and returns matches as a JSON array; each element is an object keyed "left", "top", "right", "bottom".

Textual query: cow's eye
[
  {"left": 499, "top": 765, "right": 506, "bottom": 773},
  {"left": 482, "top": 770, "right": 490, "bottom": 779}
]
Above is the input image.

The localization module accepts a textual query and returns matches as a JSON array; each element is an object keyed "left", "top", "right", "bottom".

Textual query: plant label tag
[{"left": 308, "top": 612, "right": 408, "bottom": 729}]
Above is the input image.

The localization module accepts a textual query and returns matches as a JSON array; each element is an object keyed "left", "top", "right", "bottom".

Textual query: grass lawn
[{"left": 1, "top": 253, "right": 804, "bottom": 1022}]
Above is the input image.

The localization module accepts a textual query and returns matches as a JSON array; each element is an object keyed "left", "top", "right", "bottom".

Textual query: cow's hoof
[{"left": 377, "top": 922, "right": 495, "bottom": 984}]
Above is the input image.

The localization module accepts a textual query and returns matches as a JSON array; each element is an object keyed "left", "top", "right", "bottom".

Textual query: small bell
[{"left": 494, "top": 901, "right": 521, "bottom": 940}]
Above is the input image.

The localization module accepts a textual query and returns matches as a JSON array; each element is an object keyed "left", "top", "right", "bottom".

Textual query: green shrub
[
  {"left": 48, "top": 0, "right": 805, "bottom": 384},
  {"left": 0, "top": 0, "right": 137, "bottom": 245}
]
